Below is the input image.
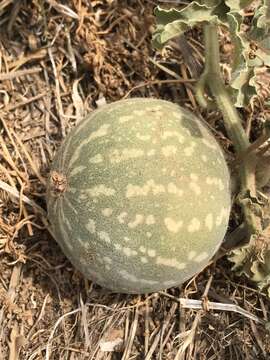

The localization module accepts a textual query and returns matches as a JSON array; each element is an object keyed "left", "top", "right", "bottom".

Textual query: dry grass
[{"left": 0, "top": 1, "right": 270, "bottom": 359}]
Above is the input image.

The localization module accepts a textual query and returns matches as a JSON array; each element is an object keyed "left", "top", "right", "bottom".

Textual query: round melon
[{"left": 47, "top": 98, "right": 231, "bottom": 294}]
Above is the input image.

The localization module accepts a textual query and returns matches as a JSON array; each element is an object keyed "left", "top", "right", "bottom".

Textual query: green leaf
[
  {"left": 248, "top": 0, "right": 270, "bottom": 65},
  {"left": 152, "top": 0, "right": 268, "bottom": 107},
  {"left": 152, "top": 3, "right": 219, "bottom": 49},
  {"left": 224, "top": 2, "right": 270, "bottom": 107},
  {"left": 226, "top": 11, "right": 257, "bottom": 107}
]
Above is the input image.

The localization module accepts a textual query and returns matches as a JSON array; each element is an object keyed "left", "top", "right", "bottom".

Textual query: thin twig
[
  {"left": 0, "top": 67, "right": 42, "bottom": 81},
  {"left": 45, "top": 308, "right": 81, "bottom": 360},
  {"left": 7, "top": 0, "right": 23, "bottom": 36},
  {"left": 160, "top": 293, "right": 266, "bottom": 325},
  {"left": 121, "top": 302, "right": 140, "bottom": 360},
  {"left": 123, "top": 78, "right": 195, "bottom": 99},
  {"left": 0, "top": 263, "right": 22, "bottom": 347},
  {"left": 3, "top": 92, "right": 47, "bottom": 111},
  {"left": 0, "top": 179, "right": 46, "bottom": 217},
  {"left": 174, "top": 276, "right": 213, "bottom": 359}
]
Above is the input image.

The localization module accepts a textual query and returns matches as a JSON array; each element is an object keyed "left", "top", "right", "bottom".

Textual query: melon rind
[{"left": 47, "top": 98, "right": 231, "bottom": 294}]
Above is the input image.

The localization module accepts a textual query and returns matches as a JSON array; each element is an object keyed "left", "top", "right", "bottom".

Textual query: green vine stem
[{"left": 196, "top": 22, "right": 261, "bottom": 240}]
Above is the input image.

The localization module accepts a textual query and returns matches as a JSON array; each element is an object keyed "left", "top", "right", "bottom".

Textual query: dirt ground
[{"left": 0, "top": 1, "right": 270, "bottom": 359}]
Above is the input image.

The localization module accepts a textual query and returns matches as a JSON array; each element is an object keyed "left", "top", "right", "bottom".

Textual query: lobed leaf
[
  {"left": 153, "top": 0, "right": 269, "bottom": 107},
  {"left": 152, "top": 3, "right": 219, "bottom": 49}
]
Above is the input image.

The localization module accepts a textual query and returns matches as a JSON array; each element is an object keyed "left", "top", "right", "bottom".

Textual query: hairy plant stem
[{"left": 196, "top": 23, "right": 260, "bottom": 239}]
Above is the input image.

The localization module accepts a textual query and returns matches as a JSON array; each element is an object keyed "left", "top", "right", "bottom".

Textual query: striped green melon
[{"left": 47, "top": 98, "right": 231, "bottom": 294}]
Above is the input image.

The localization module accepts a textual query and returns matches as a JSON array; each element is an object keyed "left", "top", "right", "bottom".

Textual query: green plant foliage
[
  {"left": 153, "top": 0, "right": 269, "bottom": 107},
  {"left": 229, "top": 216, "right": 270, "bottom": 296},
  {"left": 152, "top": 2, "right": 219, "bottom": 50}
]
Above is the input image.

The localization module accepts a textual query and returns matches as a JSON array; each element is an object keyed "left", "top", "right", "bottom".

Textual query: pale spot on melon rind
[
  {"left": 172, "top": 111, "right": 182, "bottom": 119},
  {"left": 119, "top": 115, "right": 134, "bottom": 123},
  {"left": 205, "top": 213, "right": 213, "bottom": 231},
  {"left": 189, "top": 182, "right": 201, "bottom": 195},
  {"left": 114, "top": 243, "right": 122, "bottom": 251},
  {"left": 136, "top": 133, "right": 151, "bottom": 141},
  {"left": 140, "top": 256, "right": 148, "bottom": 263},
  {"left": 126, "top": 180, "right": 166, "bottom": 198},
  {"left": 161, "top": 131, "right": 184, "bottom": 144},
  {"left": 68, "top": 123, "right": 110, "bottom": 169},
  {"left": 89, "top": 123, "right": 111, "bottom": 141},
  {"left": 183, "top": 142, "right": 196, "bottom": 156},
  {"left": 201, "top": 155, "right": 208, "bottom": 162},
  {"left": 216, "top": 207, "right": 229, "bottom": 227},
  {"left": 188, "top": 218, "right": 201, "bottom": 233},
  {"left": 139, "top": 246, "right": 146, "bottom": 253},
  {"left": 69, "top": 165, "right": 87, "bottom": 178},
  {"left": 218, "top": 180, "right": 225, "bottom": 191},
  {"left": 85, "top": 184, "right": 116, "bottom": 197},
  {"left": 206, "top": 177, "right": 225, "bottom": 191},
  {"left": 161, "top": 145, "right": 177, "bottom": 157},
  {"left": 102, "top": 208, "right": 113, "bottom": 217},
  {"left": 133, "top": 110, "right": 146, "bottom": 116},
  {"left": 123, "top": 247, "right": 133, "bottom": 257},
  {"left": 167, "top": 182, "right": 183, "bottom": 197},
  {"left": 109, "top": 148, "right": 144, "bottom": 164},
  {"left": 145, "top": 215, "right": 155, "bottom": 225},
  {"left": 188, "top": 250, "right": 197, "bottom": 261},
  {"left": 156, "top": 256, "right": 186, "bottom": 270},
  {"left": 118, "top": 269, "right": 158, "bottom": 285},
  {"left": 194, "top": 252, "right": 209, "bottom": 263},
  {"left": 117, "top": 212, "right": 128, "bottom": 224},
  {"left": 89, "top": 154, "right": 103, "bottom": 164},
  {"left": 86, "top": 219, "right": 96, "bottom": 234},
  {"left": 128, "top": 214, "right": 144, "bottom": 228},
  {"left": 164, "top": 218, "right": 183, "bottom": 233},
  {"left": 148, "top": 249, "right": 156, "bottom": 257},
  {"left": 190, "top": 173, "right": 199, "bottom": 181},
  {"left": 147, "top": 149, "right": 156, "bottom": 156},
  {"left": 98, "top": 231, "right": 111, "bottom": 243}
]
